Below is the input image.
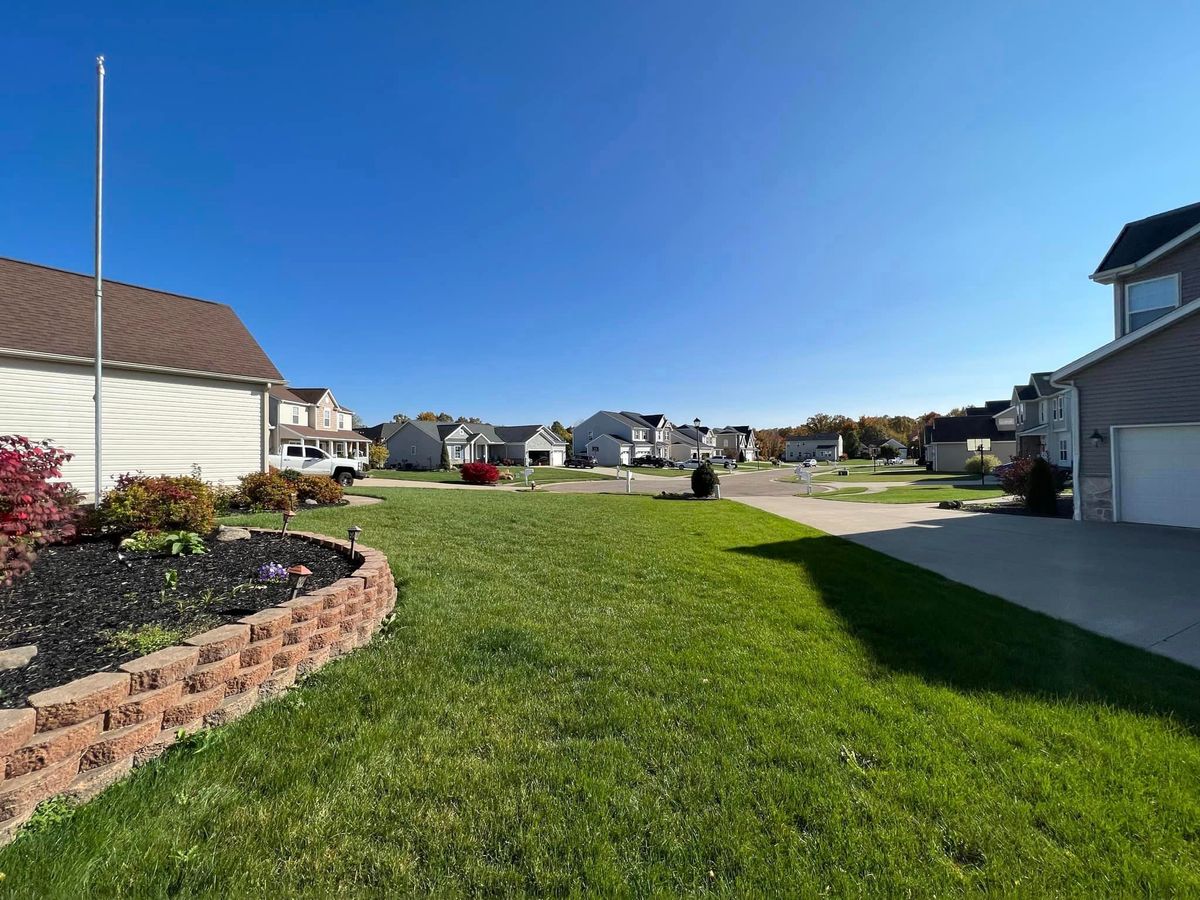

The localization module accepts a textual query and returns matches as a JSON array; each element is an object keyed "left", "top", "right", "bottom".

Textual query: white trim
[
  {"left": 1052, "top": 297, "right": 1200, "bottom": 381},
  {"left": 0, "top": 346, "right": 275, "bottom": 386},
  {"left": 1092, "top": 221, "right": 1200, "bottom": 283},
  {"left": 1123, "top": 272, "right": 1181, "bottom": 335}
]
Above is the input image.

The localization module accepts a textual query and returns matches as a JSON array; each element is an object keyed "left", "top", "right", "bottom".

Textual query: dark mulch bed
[
  {"left": 972, "top": 497, "right": 1074, "bottom": 518},
  {"left": 0, "top": 533, "right": 356, "bottom": 707}
]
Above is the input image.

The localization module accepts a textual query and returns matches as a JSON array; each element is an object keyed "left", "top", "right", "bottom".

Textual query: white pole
[{"left": 93, "top": 56, "right": 105, "bottom": 507}]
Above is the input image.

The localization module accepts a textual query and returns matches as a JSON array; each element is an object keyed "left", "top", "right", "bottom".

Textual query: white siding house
[{"left": 0, "top": 257, "right": 282, "bottom": 498}]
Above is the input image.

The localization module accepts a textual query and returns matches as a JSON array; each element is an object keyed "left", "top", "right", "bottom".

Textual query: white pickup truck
[{"left": 268, "top": 444, "right": 367, "bottom": 486}]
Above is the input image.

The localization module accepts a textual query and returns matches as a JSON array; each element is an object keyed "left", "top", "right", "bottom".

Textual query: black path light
[
  {"left": 347, "top": 525, "right": 363, "bottom": 557},
  {"left": 286, "top": 564, "right": 311, "bottom": 601},
  {"left": 280, "top": 509, "right": 296, "bottom": 536}
]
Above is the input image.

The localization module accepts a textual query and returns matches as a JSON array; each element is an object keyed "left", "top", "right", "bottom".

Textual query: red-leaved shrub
[
  {"left": 460, "top": 462, "right": 500, "bottom": 485},
  {"left": 0, "top": 436, "right": 81, "bottom": 585}
]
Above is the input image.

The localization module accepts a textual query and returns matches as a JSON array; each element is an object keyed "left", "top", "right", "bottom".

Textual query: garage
[
  {"left": 528, "top": 448, "right": 566, "bottom": 467},
  {"left": 1115, "top": 425, "right": 1200, "bottom": 528}
]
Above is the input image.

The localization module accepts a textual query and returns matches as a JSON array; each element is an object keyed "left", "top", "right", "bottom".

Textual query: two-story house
[
  {"left": 573, "top": 411, "right": 674, "bottom": 465},
  {"left": 1052, "top": 201, "right": 1200, "bottom": 528},
  {"left": 1001, "top": 373, "right": 1073, "bottom": 469},
  {"left": 671, "top": 423, "right": 719, "bottom": 462},
  {"left": 784, "top": 433, "right": 843, "bottom": 462},
  {"left": 714, "top": 426, "right": 759, "bottom": 461},
  {"left": 270, "top": 386, "right": 370, "bottom": 461}
]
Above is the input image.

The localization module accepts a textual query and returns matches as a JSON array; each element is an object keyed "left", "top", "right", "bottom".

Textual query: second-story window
[
  {"left": 323, "top": 408, "right": 331, "bottom": 428},
  {"left": 291, "top": 406, "right": 299, "bottom": 424},
  {"left": 1052, "top": 396, "right": 1064, "bottom": 421},
  {"left": 1126, "top": 274, "right": 1179, "bottom": 332}
]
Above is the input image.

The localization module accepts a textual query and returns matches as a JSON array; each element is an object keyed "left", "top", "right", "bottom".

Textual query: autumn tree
[
  {"left": 416, "top": 411, "right": 439, "bottom": 422},
  {"left": 550, "top": 421, "right": 572, "bottom": 443}
]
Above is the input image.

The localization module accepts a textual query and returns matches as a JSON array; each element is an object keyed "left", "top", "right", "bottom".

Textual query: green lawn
[
  {"left": 816, "top": 484, "right": 1006, "bottom": 503},
  {"left": 3, "top": 491, "right": 1198, "bottom": 894},
  {"left": 368, "top": 466, "right": 611, "bottom": 485},
  {"left": 622, "top": 466, "right": 691, "bottom": 477}
]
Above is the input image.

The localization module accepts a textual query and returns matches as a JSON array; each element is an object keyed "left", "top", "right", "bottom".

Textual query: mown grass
[
  {"left": 367, "top": 466, "right": 610, "bottom": 485},
  {"left": 816, "top": 485, "right": 1005, "bottom": 503},
  {"left": 1, "top": 491, "right": 1198, "bottom": 895}
]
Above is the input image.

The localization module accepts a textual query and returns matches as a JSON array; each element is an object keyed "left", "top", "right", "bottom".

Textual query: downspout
[{"left": 1053, "top": 376, "right": 1081, "bottom": 521}]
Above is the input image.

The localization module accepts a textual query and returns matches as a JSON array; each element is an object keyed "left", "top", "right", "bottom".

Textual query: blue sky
[{"left": 4, "top": 2, "right": 1199, "bottom": 428}]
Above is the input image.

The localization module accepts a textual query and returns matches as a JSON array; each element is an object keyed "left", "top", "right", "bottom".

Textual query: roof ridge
[{"left": 1122, "top": 199, "right": 1200, "bottom": 227}]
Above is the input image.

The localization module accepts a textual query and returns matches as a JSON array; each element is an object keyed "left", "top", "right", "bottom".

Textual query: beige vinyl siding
[{"left": 0, "top": 357, "right": 266, "bottom": 497}]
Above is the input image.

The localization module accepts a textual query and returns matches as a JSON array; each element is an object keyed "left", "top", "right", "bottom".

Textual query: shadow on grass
[{"left": 728, "top": 535, "right": 1200, "bottom": 732}]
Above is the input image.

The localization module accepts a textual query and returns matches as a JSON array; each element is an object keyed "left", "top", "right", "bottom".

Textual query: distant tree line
[{"left": 756, "top": 412, "right": 944, "bottom": 460}]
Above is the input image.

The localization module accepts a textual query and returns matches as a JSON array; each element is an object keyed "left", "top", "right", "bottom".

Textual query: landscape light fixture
[
  {"left": 347, "top": 524, "right": 363, "bottom": 557},
  {"left": 286, "top": 565, "right": 311, "bottom": 601},
  {"left": 1089, "top": 429, "right": 1105, "bottom": 449},
  {"left": 280, "top": 509, "right": 296, "bottom": 535}
]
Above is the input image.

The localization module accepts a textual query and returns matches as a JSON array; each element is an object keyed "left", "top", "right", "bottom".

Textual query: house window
[
  {"left": 410, "top": 445, "right": 416, "bottom": 455},
  {"left": 1052, "top": 396, "right": 1064, "bottom": 421},
  {"left": 1126, "top": 274, "right": 1179, "bottom": 332},
  {"left": 323, "top": 408, "right": 331, "bottom": 428},
  {"left": 291, "top": 406, "right": 299, "bottom": 424},
  {"left": 1059, "top": 438, "right": 1069, "bottom": 462},
  {"left": 337, "top": 413, "right": 345, "bottom": 430},
  {"left": 453, "top": 444, "right": 463, "bottom": 460}
]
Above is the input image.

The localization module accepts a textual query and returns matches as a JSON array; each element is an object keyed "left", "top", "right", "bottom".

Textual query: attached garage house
[
  {"left": 1053, "top": 201, "right": 1200, "bottom": 528},
  {"left": 0, "top": 257, "right": 282, "bottom": 498}
]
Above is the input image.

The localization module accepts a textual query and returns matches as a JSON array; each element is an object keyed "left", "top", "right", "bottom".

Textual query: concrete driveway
[{"left": 739, "top": 491, "right": 1200, "bottom": 670}]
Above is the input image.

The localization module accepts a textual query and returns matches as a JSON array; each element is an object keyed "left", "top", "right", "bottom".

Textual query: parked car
[
  {"left": 801, "top": 458, "right": 818, "bottom": 468},
  {"left": 680, "top": 458, "right": 713, "bottom": 470},
  {"left": 565, "top": 456, "right": 597, "bottom": 469},
  {"left": 268, "top": 444, "right": 367, "bottom": 486},
  {"left": 710, "top": 456, "right": 738, "bottom": 469},
  {"left": 631, "top": 455, "right": 673, "bottom": 468}
]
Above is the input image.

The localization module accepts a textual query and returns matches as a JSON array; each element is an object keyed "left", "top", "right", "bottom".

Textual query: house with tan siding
[
  {"left": 1053, "top": 200, "right": 1200, "bottom": 528},
  {"left": 0, "top": 257, "right": 281, "bottom": 499},
  {"left": 269, "top": 386, "right": 369, "bottom": 461}
]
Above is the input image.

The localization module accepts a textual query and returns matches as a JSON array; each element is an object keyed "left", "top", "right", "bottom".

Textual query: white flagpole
[{"left": 93, "top": 56, "right": 105, "bottom": 507}]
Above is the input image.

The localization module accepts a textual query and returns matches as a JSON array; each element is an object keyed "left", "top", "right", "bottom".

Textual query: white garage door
[
  {"left": 1115, "top": 425, "right": 1200, "bottom": 528},
  {"left": 549, "top": 448, "right": 565, "bottom": 466}
]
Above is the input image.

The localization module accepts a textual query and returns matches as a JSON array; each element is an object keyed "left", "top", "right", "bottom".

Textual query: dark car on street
[{"left": 565, "top": 456, "right": 597, "bottom": 468}]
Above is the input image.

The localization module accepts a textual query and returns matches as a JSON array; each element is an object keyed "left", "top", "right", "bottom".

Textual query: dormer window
[{"left": 1126, "top": 274, "right": 1179, "bottom": 333}]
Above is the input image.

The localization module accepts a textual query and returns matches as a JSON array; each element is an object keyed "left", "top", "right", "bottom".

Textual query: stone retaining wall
[{"left": 0, "top": 530, "right": 395, "bottom": 843}]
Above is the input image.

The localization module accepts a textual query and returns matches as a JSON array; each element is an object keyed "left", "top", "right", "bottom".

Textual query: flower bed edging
[{"left": 0, "top": 529, "right": 396, "bottom": 844}]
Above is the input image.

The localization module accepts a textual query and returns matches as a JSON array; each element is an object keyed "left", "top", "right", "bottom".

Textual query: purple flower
[{"left": 256, "top": 561, "right": 288, "bottom": 584}]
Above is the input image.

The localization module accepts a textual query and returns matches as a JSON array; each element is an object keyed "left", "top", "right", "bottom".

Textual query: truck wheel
[{"left": 336, "top": 470, "right": 354, "bottom": 487}]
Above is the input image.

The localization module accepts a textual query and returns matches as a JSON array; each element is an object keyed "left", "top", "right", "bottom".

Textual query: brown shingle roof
[{"left": 0, "top": 257, "right": 282, "bottom": 382}]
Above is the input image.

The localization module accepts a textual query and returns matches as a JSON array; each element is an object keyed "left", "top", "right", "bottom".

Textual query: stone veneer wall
[{"left": 0, "top": 529, "right": 395, "bottom": 843}]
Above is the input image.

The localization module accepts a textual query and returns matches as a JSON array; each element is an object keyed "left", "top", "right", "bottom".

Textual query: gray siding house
[
  {"left": 714, "top": 426, "right": 759, "bottom": 461},
  {"left": 1053, "top": 200, "right": 1200, "bottom": 528},
  {"left": 383, "top": 420, "right": 566, "bottom": 469},
  {"left": 925, "top": 410, "right": 1016, "bottom": 472},
  {"left": 573, "top": 411, "right": 674, "bottom": 465},
  {"left": 785, "top": 433, "right": 843, "bottom": 462}
]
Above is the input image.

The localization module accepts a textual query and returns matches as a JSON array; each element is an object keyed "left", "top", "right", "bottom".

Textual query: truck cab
[{"left": 270, "top": 444, "right": 366, "bottom": 486}]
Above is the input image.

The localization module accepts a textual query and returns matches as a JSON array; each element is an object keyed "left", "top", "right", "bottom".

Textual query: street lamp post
[{"left": 693, "top": 417, "right": 701, "bottom": 461}]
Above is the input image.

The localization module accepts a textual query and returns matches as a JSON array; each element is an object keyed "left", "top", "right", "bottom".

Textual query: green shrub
[
  {"left": 96, "top": 474, "right": 216, "bottom": 535},
  {"left": 1025, "top": 457, "right": 1059, "bottom": 515},
  {"left": 691, "top": 461, "right": 718, "bottom": 498},
  {"left": 964, "top": 454, "right": 1000, "bottom": 476},
  {"left": 237, "top": 471, "right": 297, "bottom": 511},
  {"left": 104, "top": 624, "right": 184, "bottom": 655},
  {"left": 295, "top": 474, "right": 343, "bottom": 505}
]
